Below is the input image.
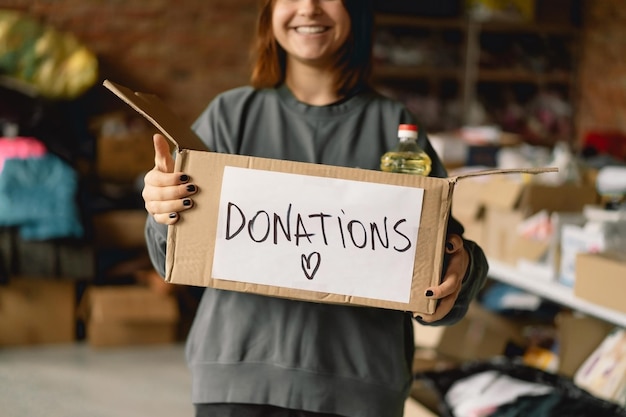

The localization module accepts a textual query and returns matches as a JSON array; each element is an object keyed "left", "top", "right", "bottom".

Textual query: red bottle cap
[{"left": 398, "top": 124, "right": 418, "bottom": 131}]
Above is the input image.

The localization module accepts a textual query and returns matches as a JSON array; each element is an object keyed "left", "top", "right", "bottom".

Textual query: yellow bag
[{"left": 0, "top": 10, "right": 98, "bottom": 99}]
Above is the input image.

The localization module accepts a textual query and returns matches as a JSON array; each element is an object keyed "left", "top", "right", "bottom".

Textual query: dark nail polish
[
  {"left": 186, "top": 184, "right": 196, "bottom": 192},
  {"left": 416, "top": 315, "right": 423, "bottom": 321},
  {"left": 425, "top": 290, "right": 434, "bottom": 297},
  {"left": 179, "top": 174, "right": 189, "bottom": 182},
  {"left": 183, "top": 199, "right": 192, "bottom": 206},
  {"left": 446, "top": 242, "right": 454, "bottom": 251},
  {"left": 169, "top": 213, "right": 177, "bottom": 219}
]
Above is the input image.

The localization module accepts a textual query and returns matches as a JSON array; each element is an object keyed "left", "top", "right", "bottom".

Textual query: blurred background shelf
[
  {"left": 372, "top": 6, "right": 580, "bottom": 145},
  {"left": 488, "top": 259, "right": 626, "bottom": 328}
]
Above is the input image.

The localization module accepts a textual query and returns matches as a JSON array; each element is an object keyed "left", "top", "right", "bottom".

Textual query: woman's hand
[
  {"left": 142, "top": 133, "right": 198, "bottom": 225},
  {"left": 418, "top": 234, "right": 469, "bottom": 323}
]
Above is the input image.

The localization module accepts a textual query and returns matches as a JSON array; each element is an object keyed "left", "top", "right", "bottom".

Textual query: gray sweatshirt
[{"left": 145, "top": 84, "right": 488, "bottom": 417}]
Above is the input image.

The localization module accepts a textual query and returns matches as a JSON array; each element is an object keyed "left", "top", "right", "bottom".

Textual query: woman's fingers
[
  {"left": 142, "top": 133, "right": 198, "bottom": 225},
  {"left": 419, "top": 293, "right": 459, "bottom": 323},
  {"left": 153, "top": 133, "right": 174, "bottom": 173},
  {"left": 143, "top": 173, "right": 196, "bottom": 202},
  {"left": 419, "top": 237, "right": 469, "bottom": 323},
  {"left": 145, "top": 194, "right": 195, "bottom": 216}
]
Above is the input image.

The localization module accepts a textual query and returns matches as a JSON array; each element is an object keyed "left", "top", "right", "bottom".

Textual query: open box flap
[
  {"left": 449, "top": 167, "right": 558, "bottom": 183},
  {"left": 103, "top": 79, "right": 209, "bottom": 152}
]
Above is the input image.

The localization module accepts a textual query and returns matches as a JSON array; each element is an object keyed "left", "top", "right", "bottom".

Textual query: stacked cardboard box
[
  {"left": 80, "top": 285, "right": 179, "bottom": 348},
  {"left": 0, "top": 278, "right": 76, "bottom": 346},
  {"left": 93, "top": 113, "right": 157, "bottom": 185},
  {"left": 452, "top": 175, "right": 598, "bottom": 267},
  {"left": 414, "top": 302, "right": 526, "bottom": 363},
  {"left": 92, "top": 210, "right": 148, "bottom": 249},
  {"left": 555, "top": 311, "right": 615, "bottom": 377}
]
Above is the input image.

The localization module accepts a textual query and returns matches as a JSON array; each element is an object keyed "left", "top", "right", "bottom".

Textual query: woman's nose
[{"left": 298, "top": 0, "right": 322, "bottom": 17}]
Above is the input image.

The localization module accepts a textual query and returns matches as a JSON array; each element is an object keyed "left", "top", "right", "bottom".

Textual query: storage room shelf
[
  {"left": 372, "top": 67, "right": 572, "bottom": 84},
  {"left": 477, "top": 20, "right": 578, "bottom": 35},
  {"left": 372, "top": 9, "right": 581, "bottom": 140},
  {"left": 488, "top": 260, "right": 626, "bottom": 328},
  {"left": 477, "top": 70, "right": 573, "bottom": 84},
  {"left": 374, "top": 14, "right": 465, "bottom": 29},
  {"left": 372, "top": 65, "right": 463, "bottom": 81}
]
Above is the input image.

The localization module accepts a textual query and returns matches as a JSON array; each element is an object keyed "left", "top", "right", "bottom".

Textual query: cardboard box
[
  {"left": 92, "top": 210, "right": 148, "bottom": 249},
  {"left": 574, "top": 328, "right": 626, "bottom": 407},
  {"left": 559, "top": 224, "right": 606, "bottom": 287},
  {"left": 103, "top": 80, "right": 553, "bottom": 316},
  {"left": 478, "top": 178, "right": 597, "bottom": 265},
  {"left": 403, "top": 396, "right": 438, "bottom": 417},
  {"left": 450, "top": 173, "right": 489, "bottom": 247},
  {"left": 574, "top": 252, "right": 626, "bottom": 314},
  {"left": 482, "top": 207, "right": 525, "bottom": 263},
  {"left": 81, "top": 286, "right": 179, "bottom": 347},
  {"left": 423, "top": 302, "right": 526, "bottom": 362},
  {"left": 95, "top": 112, "right": 157, "bottom": 183},
  {"left": 480, "top": 177, "right": 597, "bottom": 217},
  {"left": 556, "top": 312, "right": 614, "bottom": 378},
  {"left": 0, "top": 278, "right": 76, "bottom": 346}
]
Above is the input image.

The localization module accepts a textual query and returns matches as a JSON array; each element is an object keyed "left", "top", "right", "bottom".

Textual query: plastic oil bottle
[{"left": 380, "top": 124, "right": 432, "bottom": 176}]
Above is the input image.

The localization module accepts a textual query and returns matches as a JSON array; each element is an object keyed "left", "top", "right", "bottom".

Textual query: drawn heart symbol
[{"left": 301, "top": 252, "right": 321, "bottom": 280}]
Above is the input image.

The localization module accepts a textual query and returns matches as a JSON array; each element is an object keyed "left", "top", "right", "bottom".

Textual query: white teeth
[{"left": 295, "top": 26, "right": 326, "bottom": 34}]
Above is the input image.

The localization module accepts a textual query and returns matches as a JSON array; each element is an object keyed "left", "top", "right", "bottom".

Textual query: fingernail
[
  {"left": 416, "top": 315, "right": 423, "bottom": 320},
  {"left": 179, "top": 174, "right": 189, "bottom": 182},
  {"left": 186, "top": 184, "right": 196, "bottom": 192},
  {"left": 183, "top": 199, "right": 192, "bottom": 207},
  {"left": 425, "top": 290, "right": 434, "bottom": 297},
  {"left": 169, "top": 213, "right": 177, "bottom": 219},
  {"left": 446, "top": 242, "right": 454, "bottom": 251}
]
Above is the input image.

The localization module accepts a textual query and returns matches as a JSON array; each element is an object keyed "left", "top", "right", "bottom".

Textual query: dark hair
[{"left": 250, "top": 0, "right": 374, "bottom": 96}]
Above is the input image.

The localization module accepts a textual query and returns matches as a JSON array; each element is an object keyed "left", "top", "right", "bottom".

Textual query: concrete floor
[
  {"left": 0, "top": 342, "right": 193, "bottom": 417},
  {"left": 0, "top": 342, "right": 437, "bottom": 417}
]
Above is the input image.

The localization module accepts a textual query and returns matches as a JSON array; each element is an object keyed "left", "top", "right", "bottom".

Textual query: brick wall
[
  {"left": 577, "top": 0, "right": 626, "bottom": 143},
  {"left": 2, "top": 0, "right": 626, "bottom": 146},
  {"left": 2, "top": 0, "right": 258, "bottom": 125}
]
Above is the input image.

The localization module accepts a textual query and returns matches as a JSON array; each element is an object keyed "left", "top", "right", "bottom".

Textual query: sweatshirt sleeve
[{"left": 145, "top": 214, "right": 169, "bottom": 278}]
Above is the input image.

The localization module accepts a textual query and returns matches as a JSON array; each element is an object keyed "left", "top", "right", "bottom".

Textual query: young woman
[{"left": 142, "top": 1, "right": 488, "bottom": 416}]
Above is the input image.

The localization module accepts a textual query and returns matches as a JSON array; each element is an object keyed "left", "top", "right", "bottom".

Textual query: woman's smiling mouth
[{"left": 294, "top": 26, "right": 329, "bottom": 34}]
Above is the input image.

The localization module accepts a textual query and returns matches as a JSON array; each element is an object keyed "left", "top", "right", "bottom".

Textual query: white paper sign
[{"left": 212, "top": 167, "right": 425, "bottom": 303}]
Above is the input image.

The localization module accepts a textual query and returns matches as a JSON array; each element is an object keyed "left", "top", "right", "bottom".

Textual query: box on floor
[
  {"left": 415, "top": 302, "right": 526, "bottom": 363},
  {"left": 555, "top": 311, "right": 614, "bottom": 378},
  {"left": 0, "top": 277, "right": 76, "bottom": 346},
  {"left": 409, "top": 302, "right": 529, "bottom": 416},
  {"left": 574, "top": 327, "right": 626, "bottom": 407},
  {"left": 408, "top": 348, "right": 458, "bottom": 416},
  {"left": 80, "top": 285, "right": 179, "bottom": 348},
  {"left": 92, "top": 209, "right": 148, "bottom": 249},
  {"left": 403, "top": 396, "right": 438, "bottom": 417}
]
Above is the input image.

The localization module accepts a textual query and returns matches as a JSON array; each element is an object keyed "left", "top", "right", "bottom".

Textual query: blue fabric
[{"left": 0, "top": 154, "right": 83, "bottom": 240}]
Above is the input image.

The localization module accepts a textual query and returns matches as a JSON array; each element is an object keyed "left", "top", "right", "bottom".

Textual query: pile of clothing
[
  {"left": 416, "top": 356, "right": 626, "bottom": 417},
  {"left": 0, "top": 136, "right": 83, "bottom": 240}
]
